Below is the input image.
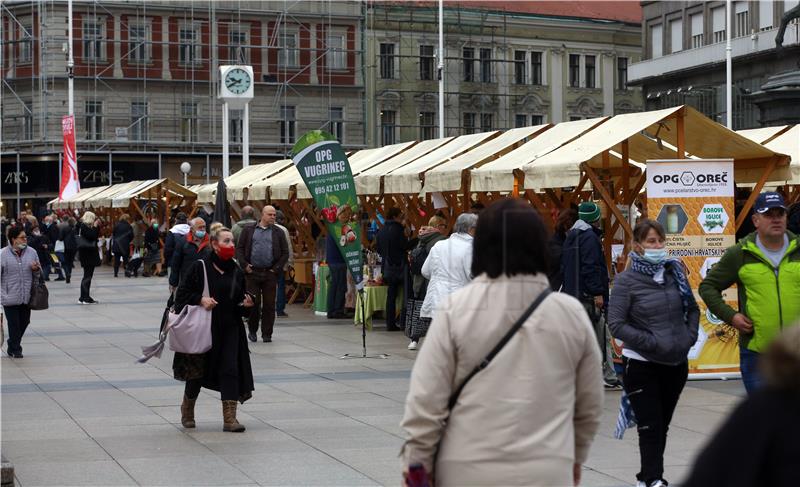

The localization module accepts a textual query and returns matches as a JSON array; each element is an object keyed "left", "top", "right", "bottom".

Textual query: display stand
[{"left": 341, "top": 288, "right": 389, "bottom": 360}]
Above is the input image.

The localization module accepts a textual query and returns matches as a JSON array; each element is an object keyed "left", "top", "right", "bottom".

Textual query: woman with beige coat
[{"left": 401, "top": 199, "right": 604, "bottom": 487}]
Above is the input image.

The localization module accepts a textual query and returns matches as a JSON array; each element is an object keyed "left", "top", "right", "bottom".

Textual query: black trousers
[
  {"left": 327, "top": 263, "right": 347, "bottom": 317},
  {"left": 4, "top": 304, "right": 31, "bottom": 355},
  {"left": 385, "top": 274, "right": 402, "bottom": 328},
  {"left": 184, "top": 376, "right": 238, "bottom": 401},
  {"left": 246, "top": 269, "right": 277, "bottom": 340},
  {"left": 113, "top": 253, "right": 129, "bottom": 276},
  {"left": 80, "top": 265, "right": 96, "bottom": 301},
  {"left": 623, "top": 358, "right": 688, "bottom": 484}
]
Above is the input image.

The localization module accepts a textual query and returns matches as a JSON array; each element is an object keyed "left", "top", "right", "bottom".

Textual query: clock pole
[
  {"left": 243, "top": 103, "right": 250, "bottom": 168},
  {"left": 222, "top": 101, "right": 230, "bottom": 178}
]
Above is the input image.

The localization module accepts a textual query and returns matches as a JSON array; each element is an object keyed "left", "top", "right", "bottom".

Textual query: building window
[
  {"left": 531, "top": 51, "right": 543, "bottom": 85},
  {"left": 379, "top": 43, "right": 396, "bottom": 79},
  {"left": 480, "top": 48, "right": 492, "bottom": 83},
  {"left": 569, "top": 116, "right": 583, "bottom": 121},
  {"left": 280, "top": 105, "right": 296, "bottom": 145},
  {"left": 651, "top": 24, "right": 663, "bottom": 58},
  {"left": 278, "top": 31, "right": 299, "bottom": 68},
  {"left": 463, "top": 47, "right": 475, "bottom": 82},
  {"left": 85, "top": 101, "right": 103, "bottom": 140},
  {"left": 381, "top": 110, "right": 396, "bottom": 145},
  {"left": 463, "top": 112, "right": 476, "bottom": 134},
  {"left": 691, "top": 13, "right": 704, "bottom": 48},
  {"left": 329, "top": 107, "right": 344, "bottom": 142},
  {"left": 229, "top": 28, "right": 248, "bottom": 64},
  {"left": 480, "top": 113, "right": 493, "bottom": 132},
  {"left": 181, "top": 102, "right": 198, "bottom": 142},
  {"left": 131, "top": 101, "right": 148, "bottom": 141},
  {"left": 585, "top": 55, "right": 596, "bottom": 88},
  {"left": 514, "top": 114, "right": 527, "bottom": 128},
  {"left": 327, "top": 32, "right": 346, "bottom": 69},
  {"left": 23, "top": 100, "right": 33, "bottom": 140},
  {"left": 83, "top": 20, "right": 105, "bottom": 61},
  {"left": 419, "top": 45, "right": 435, "bottom": 80},
  {"left": 759, "top": 0, "right": 773, "bottom": 30},
  {"left": 18, "top": 22, "right": 33, "bottom": 63},
  {"left": 128, "top": 23, "right": 150, "bottom": 63},
  {"left": 514, "top": 50, "right": 527, "bottom": 85},
  {"left": 569, "top": 54, "right": 580, "bottom": 87},
  {"left": 230, "top": 109, "right": 243, "bottom": 144},
  {"left": 179, "top": 25, "right": 200, "bottom": 66},
  {"left": 531, "top": 115, "right": 543, "bottom": 126},
  {"left": 735, "top": 2, "right": 750, "bottom": 37},
  {"left": 712, "top": 7, "right": 726, "bottom": 43},
  {"left": 670, "top": 19, "right": 683, "bottom": 53},
  {"left": 617, "top": 57, "right": 628, "bottom": 90},
  {"left": 419, "top": 111, "right": 435, "bottom": 140}
]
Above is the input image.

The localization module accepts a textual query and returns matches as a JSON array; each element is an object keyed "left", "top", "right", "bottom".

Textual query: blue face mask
[
  {"left": 195, "top": 230, "right": 206, "bottom": 239},
  {"left": 643, "top": 248, "right": 667, "bottom": 264}
]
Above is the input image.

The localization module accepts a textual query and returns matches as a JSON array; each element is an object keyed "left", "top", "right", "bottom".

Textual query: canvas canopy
[
  {"left": 421, "top": 125, "right": 550, "bottom": 194},
  {"left": 470, "top": 118, "right": 608, "bottom": 193},
  {"left": 229, "top": 159, "right": 295, "bottom": 201},
  {"left": 523, "top": 105, "right": 791, "bottom": 190},
  {"left": 738, "top": 125, "right": 799, "bottom": 185},
  {"left": 356, "top": 137, "right": 455, "bottom": 195},
  {"left": 48, "top": 178, "right": 195, "bottom": 211},
  {"left": 383, "top": 131, "right": 499, "bottom": 195},
  {"left": 49, "top": 185, "right": 111, "bottom": 210}
]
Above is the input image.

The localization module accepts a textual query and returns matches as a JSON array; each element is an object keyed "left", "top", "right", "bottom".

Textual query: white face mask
[{"left": 642, "top": 248, "right": 668, "bottom": 264}]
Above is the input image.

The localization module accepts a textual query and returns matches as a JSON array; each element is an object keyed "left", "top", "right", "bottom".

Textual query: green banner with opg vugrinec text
[{"left": 292, "top": 130, "right": 364, "bottom": 287}]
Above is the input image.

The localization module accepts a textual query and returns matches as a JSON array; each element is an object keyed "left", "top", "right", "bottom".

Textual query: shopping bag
[{"left": 166, "top": 262, "right": 212, "bottom": 354}]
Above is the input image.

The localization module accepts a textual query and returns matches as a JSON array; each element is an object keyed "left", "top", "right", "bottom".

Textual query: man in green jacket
[{"left": 699, "top": 192, "right": 800, "bottom": 394}]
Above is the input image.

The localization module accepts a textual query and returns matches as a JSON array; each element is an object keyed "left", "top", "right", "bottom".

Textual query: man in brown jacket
[{"left": 235, "top": 205, "right": 290, "bottom": 343}]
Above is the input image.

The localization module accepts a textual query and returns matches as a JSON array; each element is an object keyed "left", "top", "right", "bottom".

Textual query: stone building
[{"left": 364, "top": 1, "right": 644, "bottom": 146}]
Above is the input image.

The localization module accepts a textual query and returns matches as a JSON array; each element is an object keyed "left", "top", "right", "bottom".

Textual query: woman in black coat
[
  {"left": 76, "top": 211, "right": 101, "bottom": 304},
  {"left": 173, "top": 227, "right": 255, "bottom": 432},
  {"left": 111, "top": 214, "right": 133, "bottom": 277},
  {"left": 547, "top": 208, "right": 577, "bottom": 291}
]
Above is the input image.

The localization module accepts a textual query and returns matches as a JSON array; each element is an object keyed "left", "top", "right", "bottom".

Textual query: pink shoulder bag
[{"left": 166, "top": 261, "right": 213, "bottom": 354}]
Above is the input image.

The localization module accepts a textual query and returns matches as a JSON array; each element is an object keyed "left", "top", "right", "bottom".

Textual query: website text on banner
[
  {"left": 292, "top": 130, "right": 364, "bottom": 287},
  {"left": 646, "top": 159, "right": 739, "bottom": 377}
]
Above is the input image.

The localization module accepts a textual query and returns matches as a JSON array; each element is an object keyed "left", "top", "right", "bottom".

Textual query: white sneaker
[
  {"left": 649, "top": 481, "right": 668, "bottom": 487},
  {"left": 407, "top": 341, "right": 418, "bottom": 351},
  {"left": 636, "top": 482, "right": 646, "bottom": 487}
]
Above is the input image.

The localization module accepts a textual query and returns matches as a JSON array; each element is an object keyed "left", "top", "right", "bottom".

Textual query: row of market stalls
[{"left": 51, "top": 106, "right": 798, "bottom": 267}]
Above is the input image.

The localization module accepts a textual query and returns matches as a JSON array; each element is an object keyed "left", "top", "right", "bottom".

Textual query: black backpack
[{"left": 409, "top": 244, "right": 430, "bottom": 276}]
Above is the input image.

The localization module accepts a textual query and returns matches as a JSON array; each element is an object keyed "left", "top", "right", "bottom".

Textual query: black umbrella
[{"left": 214, "top": 178, "right": 232, "bottom": 228}]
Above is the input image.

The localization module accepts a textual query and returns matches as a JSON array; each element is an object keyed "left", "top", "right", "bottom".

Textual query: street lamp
[{"left": 180, "top": 162, "right": 191, "bottom": 187}]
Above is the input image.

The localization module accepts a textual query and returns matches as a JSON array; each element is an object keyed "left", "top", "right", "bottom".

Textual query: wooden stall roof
[
  {"left": 739, "top": 125, "right": 799, "bottom": 185},
  {"left": 356, "top": 137, "right": 455, "bottom": 195},
  {"left": 346, "top": 140, "right": 416, "bottom": 167},
  {"left": 524, "top": 105, "right": 790, "bottom": 191},
  {"left": 421, "top": 125, "right": 550, "bottom": 194},
  {"left": 48, "top": 185, "right": 109, "bottom": 210},
  {"left": 87, "top": 181, "right": 149, "bottom": 209},
  {"left": 469, "top": 117, "right": 607, "bottom": 193},
  {"left": 383, "top": 131, "right": 499, "bottom": 195},
  {"left": 237, "top": 159, "right": 295, "bottom": 201},
  {"left": 108, "top": 179, "right": 195, "bottom": 208}
]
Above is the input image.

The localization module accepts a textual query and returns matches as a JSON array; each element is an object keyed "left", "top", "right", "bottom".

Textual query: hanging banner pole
[
  {"left": 291, "top": 130, "right": 387, "bottom": 359},
  {"left": 646, "top": 159, "right": 740, "bottom": 379}
]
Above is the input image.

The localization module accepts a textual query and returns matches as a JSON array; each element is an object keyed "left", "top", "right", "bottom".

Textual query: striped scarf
[{"left": 630, "top": 252, "right": 695, "bottom": 322}]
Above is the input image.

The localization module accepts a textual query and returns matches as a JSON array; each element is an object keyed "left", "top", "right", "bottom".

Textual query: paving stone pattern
[{"left": 1, "top": 266, "right": 745, "bottom": 486}]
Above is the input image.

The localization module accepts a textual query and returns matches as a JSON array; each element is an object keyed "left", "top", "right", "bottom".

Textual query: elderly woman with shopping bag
[{"left": 1, "top": 225, "right": 42, "bottom": 358}]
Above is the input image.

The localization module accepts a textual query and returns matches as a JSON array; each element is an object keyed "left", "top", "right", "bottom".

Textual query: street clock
[
  {"left": 224, "top": 67, "right": 251, "bottom": 95},
  {"left": 218, "top": 65, "right": 254, "bottom": 104}
]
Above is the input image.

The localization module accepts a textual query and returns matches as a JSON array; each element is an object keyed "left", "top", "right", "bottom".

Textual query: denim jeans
[{"left": 739, "top": 346, "right": 762, "bottom": 395}]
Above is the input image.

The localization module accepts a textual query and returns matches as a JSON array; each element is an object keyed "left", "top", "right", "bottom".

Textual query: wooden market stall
[{"left": 738, "top": 125, "right": 800, "bottom": 204}]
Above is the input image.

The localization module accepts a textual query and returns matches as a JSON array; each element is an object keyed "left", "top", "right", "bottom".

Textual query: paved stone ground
[{"left": 1, "top": 266, "right": 745, "bottom": 486}]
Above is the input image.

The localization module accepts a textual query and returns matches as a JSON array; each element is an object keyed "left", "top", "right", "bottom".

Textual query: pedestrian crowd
[{"left": 1, "top": 190, "right": 799, "bottom": 486}]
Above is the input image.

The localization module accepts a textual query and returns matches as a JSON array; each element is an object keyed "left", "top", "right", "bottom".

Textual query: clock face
[{"left": 224, "top": 68, "right": 251, "bottom": 95}]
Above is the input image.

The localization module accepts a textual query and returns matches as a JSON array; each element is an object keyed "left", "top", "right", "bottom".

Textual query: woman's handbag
[
  {"left": 29, "top": 271, "right": 49, "bottom": 310},
  {"left": 75, "top": 227, "right": 94, "bottom": 250},
  {"left": 54, "top": 239, "right": 65, "bottom": 253},
  {"left": 165, "top": 262, "right": 213, "bottom": 354}
]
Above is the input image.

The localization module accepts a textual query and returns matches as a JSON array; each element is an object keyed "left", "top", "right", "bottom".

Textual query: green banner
[{"left": 292, "top": 130, "right": 364, "bottom": 287}]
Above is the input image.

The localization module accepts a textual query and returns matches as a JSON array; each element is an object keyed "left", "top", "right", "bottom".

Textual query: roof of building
[{"left": 403, "top": 1, "right": 642, "bottom": 24}]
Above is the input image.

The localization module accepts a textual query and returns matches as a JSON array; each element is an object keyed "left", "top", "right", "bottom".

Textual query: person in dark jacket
[
  {"left": 376, "top": 207, "right": 410, "bottom": 331},
  {"left": 169, "top": 217, "right": 211, "bottom": 290},
  {"left": 165, "top": 212, "right": 190, "bottom": 273},
  {"left": 562, "top": 201, "right": 620, "bottom": 388},
  {"left": 142, "top": 218, "right": 162, "bottom": 277},
  {"left": 111, "top": 214, "right": 133, "bottom": 277},
  {"left": 326, "top": 231, "right": 347, "bottom": 319},
  {"left": 44, "top": 215, "right": 65, "bottom": 281},
  {"left": 682, "top": 324, "right": 800, "bottom": 487},
  {"left": 58, "top": 218, "right": 78, "bottom": 284},
  {"left": 235, "top": 205, "right": 290, "bottom": 343},
  {"left": 76, "top": 211, "right": 101, "bottom": 304},
  {"left": 608, "top": 220, "right": 699, "bottom": 487},
  {"left": 547, "top": 208, "right": 577, "bottom": 291},
  {"left": 173, "top": 227, "right": 255, "bottom": 432},
  {"left": 28, "top": 219, "right": 52, "bottom": 281},
  {"left": 405, "top": 216, "right": 447, "bottom": 349},
  {"left": 788, "top": 202, "right": 800, "bottom": 235}
]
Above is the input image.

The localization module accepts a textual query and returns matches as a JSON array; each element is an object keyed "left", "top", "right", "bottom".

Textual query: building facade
[
  {"left": 629, "top": 0, "right": 800, "bottom": 129},
  {"left": 364, "top": 2, "right": 644, "bottom": 146},
  {"left": 1, "top": 0, "right": 366, "bottom": 217}
]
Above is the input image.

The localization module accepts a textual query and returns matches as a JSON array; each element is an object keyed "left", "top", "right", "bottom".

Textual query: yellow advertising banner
[{"left": 646, "top": 159, "right": 740, "bottom": 377}]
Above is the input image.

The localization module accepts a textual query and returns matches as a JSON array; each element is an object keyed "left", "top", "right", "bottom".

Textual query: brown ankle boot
[
  {"left": 222, "top": 400, "right": 245, "bottom": 432},
  {"left": 181, "top": 395, "right": 196, "bottom": 428}
]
